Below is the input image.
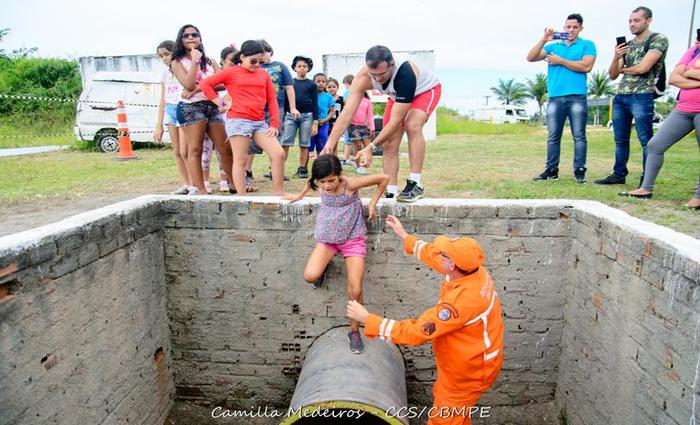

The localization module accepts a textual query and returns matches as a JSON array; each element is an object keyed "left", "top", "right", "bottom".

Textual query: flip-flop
[
  {"left": 619, "top": 191, "right": 653, "bottom": 199},
  {"left": 246, "top": 186, "right": 259, "bottom": 193}
]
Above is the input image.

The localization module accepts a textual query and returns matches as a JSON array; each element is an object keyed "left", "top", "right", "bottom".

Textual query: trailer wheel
[{"left": 95, "top": 130, "right": 119, "bottom": 153}]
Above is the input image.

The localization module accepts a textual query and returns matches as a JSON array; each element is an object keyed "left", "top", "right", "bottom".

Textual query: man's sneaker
[
  {"left": 397, "top": 179, "right": 424, "bottom": 203},
  {"left": 594, "top": 174, "right": 626, "bottom": 185},
  {"left": 574, "top": 167, "right": 586, "bottom": 184},
  {"left": 219, "top": 180, "right": 230, "bottom": 192},
  {"left": 295, "top": 167, "right": 309, "bottom": 179},
  {"left": 356, "top": 166, "right": 368, "bottom": 176},
  {"left": 347, "top": 330, "right": 365, "bottom": 354},
  {"left": 532, "top": 167, "right": 559, "bottom": 181},
  {"left": 187, "top": 187, "right": 199, "bottom": 195},
  {"left": 171, "top": 185, "right": 189, "bottom": 195}
]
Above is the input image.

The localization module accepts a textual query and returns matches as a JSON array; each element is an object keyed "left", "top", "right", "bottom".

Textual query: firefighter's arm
[
  {"left": 385, "top": 215, "right": 443, "bottom": 273},
  {"left": 403, "top": 235, "right": 443, "bottom": 274},
  {"left": 361, "top": 290, "right": 470, "bottom": 346}
]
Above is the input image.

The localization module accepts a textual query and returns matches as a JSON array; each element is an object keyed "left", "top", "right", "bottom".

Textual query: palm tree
[
  {"left": 490, "top": 78, "right": 528, "bottom": 106},
  {"left": 526, "top": 73, "right": 548, "bottom": 123},
  {"left": 588, "top": 70, "right": 615, "bottom": 126}
]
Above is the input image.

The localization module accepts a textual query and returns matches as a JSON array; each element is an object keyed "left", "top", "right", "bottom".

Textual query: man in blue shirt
[{"left": 527, "top": 14, "right": 597, "bottom": 183}]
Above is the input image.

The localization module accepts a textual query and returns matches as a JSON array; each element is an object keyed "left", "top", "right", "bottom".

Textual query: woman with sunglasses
[
  {"left": 199, "top": 40, "right": 288, "bottom": 196},
  {"left": 171, "top": 24, "right": 234, "bottom": 195}
]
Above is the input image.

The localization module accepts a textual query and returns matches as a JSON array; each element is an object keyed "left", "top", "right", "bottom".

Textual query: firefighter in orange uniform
[{"left": 347, "top": 215, "right": 504, "bottom": 425}]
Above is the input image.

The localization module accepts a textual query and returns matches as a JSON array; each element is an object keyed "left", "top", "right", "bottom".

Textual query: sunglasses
[
  {"left": 248, "top": 59, "right": 264, "bottom": 65},
  {"left": 182, "top": 32, "right": 200, "bottom": 39}
]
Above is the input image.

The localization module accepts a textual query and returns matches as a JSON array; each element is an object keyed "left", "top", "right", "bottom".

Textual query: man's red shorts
[{"left": 383, "top": 83, "right": 442, "bottom": 127}]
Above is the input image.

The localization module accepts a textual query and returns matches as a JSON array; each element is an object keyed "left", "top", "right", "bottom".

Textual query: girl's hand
[
  {"left": 290, "top": 108, "right": 301, "bottom": 119},
  {"left": 347, "top": 300, "right": 369, "bottom": 324},
  {"left": 181, "top": 89, "right": 196, "bottom": 99},
  {"left": 367, "top": 204, "right": 377, "bottom": 221},
  {"left": 265, "top": 127, "right": 278, "bottom": 138},
  {"left": 153, "top": 127, "right": 164, "bottom": 143},
  {"left": 283, "top": 193, "right": 303, "bottom": 203},
  {"left": 218, "top": 104, "right": 228, "bottom": 113},
  {"left": 385, "top": 215, "right": 408, "bottom": 239},
  {"left": 191, "top": 48, "right": 203, "bottom": 62}
]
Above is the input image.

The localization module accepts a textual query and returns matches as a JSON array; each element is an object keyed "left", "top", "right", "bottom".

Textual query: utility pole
[
  {"left": 484, "top": 95, "right": 490, "bottom": 106},
  {"left": 690, "top": 0, "right": 698, "bottom": 48}
]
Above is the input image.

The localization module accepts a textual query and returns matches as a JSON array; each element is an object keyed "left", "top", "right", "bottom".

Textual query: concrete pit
[{"left": 1, "top": 196, "right": 699, "bottom": 425}]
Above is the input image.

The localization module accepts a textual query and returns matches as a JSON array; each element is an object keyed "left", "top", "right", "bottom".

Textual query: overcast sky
[{"left": 3, "top": 0, "right": 698, "bottom": 111}]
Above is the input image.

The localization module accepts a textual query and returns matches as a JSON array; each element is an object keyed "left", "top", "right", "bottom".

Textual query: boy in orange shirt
[{"left": 347, "top": 215, "right": 504, "bottom": 425}]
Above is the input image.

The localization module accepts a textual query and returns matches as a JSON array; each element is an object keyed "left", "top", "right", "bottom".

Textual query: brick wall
[{"left": 0, "top": 198, "right": 174, "bottom": 425}]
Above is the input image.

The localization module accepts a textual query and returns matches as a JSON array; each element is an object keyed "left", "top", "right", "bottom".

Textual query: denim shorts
[
  {"left": 348, "top": 124, "right": 370, "bottom": 141},
  {"left": 164, "top": 103, "right": 181, "bottom": 127},
  {"left": 176, "top": 101, "right": 224, "bottom": 126},
  {"left": 247, "top": 107, "right": 282, "bottom": 154},
  {"left": 280, "top": 112, "right": 313, "bottom": 147},
  {"left": 226, "top": 118, "right": 269, "bottom": 138}
]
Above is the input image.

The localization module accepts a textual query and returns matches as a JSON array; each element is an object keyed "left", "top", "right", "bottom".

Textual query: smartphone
[
  {"left": 696, "top": 28, "right": 700, "bottom": 41},
  {"left": 552, "top": 32, "right": 569, "bottom": 40},
  {"left": 616, "top": 36, "right": 627, "bottom": 46}
]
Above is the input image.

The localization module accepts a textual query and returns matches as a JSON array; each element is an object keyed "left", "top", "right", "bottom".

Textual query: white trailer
[
  {"left": 469, "top": 105, "right": 529, "bottom": 124},
  {"left": 74, "top": 71, "right": 164, "bottom": 152}
]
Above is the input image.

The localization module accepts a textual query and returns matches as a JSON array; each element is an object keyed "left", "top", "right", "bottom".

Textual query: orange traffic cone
[{"left": 115, "top": 100, "right": 138, "bottom": 160}]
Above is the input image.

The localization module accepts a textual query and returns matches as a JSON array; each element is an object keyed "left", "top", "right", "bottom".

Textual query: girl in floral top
[{"left": 287, "top": 154, "right": 388, "bottom": 354}]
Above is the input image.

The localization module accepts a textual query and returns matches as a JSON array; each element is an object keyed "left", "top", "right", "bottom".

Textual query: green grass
[
  {"left": 0, "top": 110, "right": 698, "bottom": 238},
  {"left": 436, "top": 107, "right": 539, "bottom": 136}
]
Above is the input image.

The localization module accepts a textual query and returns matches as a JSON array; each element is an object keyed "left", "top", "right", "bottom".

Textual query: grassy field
[{"left": 0, "top": 115, "right": 698, "bottom": 238}]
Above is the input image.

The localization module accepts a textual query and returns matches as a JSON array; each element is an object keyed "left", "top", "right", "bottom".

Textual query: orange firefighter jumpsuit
[{"left": 364, "top": 235, "right": 504, "bottom": 425}]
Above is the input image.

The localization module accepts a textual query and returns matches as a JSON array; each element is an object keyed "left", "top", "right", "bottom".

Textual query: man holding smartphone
[
  {"left": 595, "top": 6, "right": 668, "bottom": 186},
  {"left": 527, "top": 13, "right": 596, "bottom": 184}
]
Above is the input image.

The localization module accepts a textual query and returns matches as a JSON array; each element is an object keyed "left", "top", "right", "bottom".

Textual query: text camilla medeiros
[{"left": 211, "top": 406, "right": 366, "bottom": 420}]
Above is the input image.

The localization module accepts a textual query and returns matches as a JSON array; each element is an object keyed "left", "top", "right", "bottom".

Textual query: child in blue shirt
[{"left": 309, "top": 73, "right": 336, "bottom": 161}]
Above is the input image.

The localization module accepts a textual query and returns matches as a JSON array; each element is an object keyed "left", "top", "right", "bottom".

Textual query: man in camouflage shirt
[{"left": 595, "top": 6, "right": 668, "bottom": 186}]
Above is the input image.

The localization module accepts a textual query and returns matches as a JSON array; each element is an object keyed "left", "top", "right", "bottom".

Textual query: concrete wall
[
  {"left": 2, "top": 195, "right": 698, "bottom": 425},
  {"left": 162, "top": 197, "right": 571, "bottom": 421},
  {"left": 0, "top": 198, "right": 174, "bottom": 425},
  {"left": 557, "top": 201, "right": 700, "bottom": 425}
]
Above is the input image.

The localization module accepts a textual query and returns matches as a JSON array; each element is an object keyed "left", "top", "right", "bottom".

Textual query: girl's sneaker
[
  {"left": 204, "top": 181, "right": 212, "bottom": 194},
  {"left": 219, "top": 180, "right": 230, "bottom": 192},
  {"left": 347, "top": 330, "right": 365, "bottom": 354},
  {"left": 171, "top": 185, "right": 189, "bottom": 195}
]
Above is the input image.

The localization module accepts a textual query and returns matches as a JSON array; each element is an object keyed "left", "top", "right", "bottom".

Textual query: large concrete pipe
[{"left": 280, "top": 327, "right": 408, "bottom": 425}]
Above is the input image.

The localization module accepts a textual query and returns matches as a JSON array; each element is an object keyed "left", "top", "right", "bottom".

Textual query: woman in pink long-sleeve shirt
[{"left": 347, "top": 92, "right": 376, "bottom": 173}]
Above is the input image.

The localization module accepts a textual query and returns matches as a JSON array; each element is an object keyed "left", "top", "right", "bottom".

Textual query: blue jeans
[
  {"left": 611, "top": 93, "right": 654, "bottom": 178},
  {"left": 545, "top": 94, "right": 588, "bottom": 170},
  {"left": 280, "top": 112, "right": 313, "bottom": 148}
]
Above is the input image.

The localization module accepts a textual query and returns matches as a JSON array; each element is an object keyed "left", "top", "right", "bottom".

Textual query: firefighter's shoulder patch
[{"left": 436, "top": 303, "right": 459, "bottom": 321}]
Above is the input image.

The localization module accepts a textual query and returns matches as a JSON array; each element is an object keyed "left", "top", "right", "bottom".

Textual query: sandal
[{"left": 245, "top": 186, "right": 259, "bottom": 193}]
